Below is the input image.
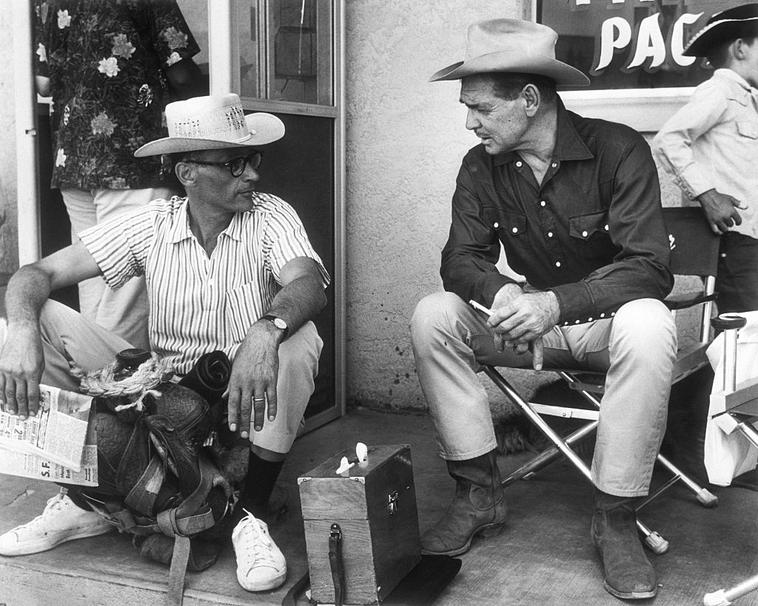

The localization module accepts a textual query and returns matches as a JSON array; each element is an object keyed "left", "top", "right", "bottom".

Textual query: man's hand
[
  {"left": 0, "top": 323, "right": 44, "bottom": 419},
  {"left": 225, "top": 320, "right": 283, "bottom": 441},
  {"left": 697, "top": 189, "right": 746, "bottom": 235},
  {"left": 488, "top": 290, "right": 560, "bottom": 370}
]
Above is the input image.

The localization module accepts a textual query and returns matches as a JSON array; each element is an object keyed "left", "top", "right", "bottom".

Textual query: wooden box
[{"left": 298, "top": 444, "right": 421, "bottom": 605}]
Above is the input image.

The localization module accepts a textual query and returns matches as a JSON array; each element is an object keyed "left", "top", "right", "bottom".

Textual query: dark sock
[{"left": 238, "top": 452, "right": 284, "bottom": 519}]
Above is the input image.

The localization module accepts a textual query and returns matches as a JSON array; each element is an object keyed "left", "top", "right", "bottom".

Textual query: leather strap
[
  {"left": 165, "top": 535, "right": 191, "bottom": 606},
  {"left": 124, "top": 455, "right": 164, "bottom": 515},
  {"left": 328, "top": 523, "right": 345, "bottom": 606}
]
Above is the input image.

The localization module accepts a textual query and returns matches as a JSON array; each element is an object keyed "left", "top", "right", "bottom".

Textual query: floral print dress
[{"left": 34, "top": 0, "right": 200, "bottom": 190}]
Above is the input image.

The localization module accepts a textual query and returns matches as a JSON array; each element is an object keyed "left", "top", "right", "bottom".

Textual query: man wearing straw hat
[
  {"left": 0, "top": 93, "right": 329, "bottom": 593},
  {"left": 410, "top": 19, "right": 675, "bottom": 600}
]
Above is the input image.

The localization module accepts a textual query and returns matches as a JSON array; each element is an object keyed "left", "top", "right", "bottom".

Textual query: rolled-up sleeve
[{"left": 79, "top": 206, "right": 155, "bottom": 290}]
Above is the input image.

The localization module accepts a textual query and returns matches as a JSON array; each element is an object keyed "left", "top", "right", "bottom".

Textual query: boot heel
[{"left": 479, "top": 522, "right": 505, "bottom": 538}]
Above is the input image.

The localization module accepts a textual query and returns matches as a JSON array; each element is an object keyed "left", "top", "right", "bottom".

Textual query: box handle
[
  {"left": 328, "top": 522, "right": 345, "bottom": 606},
  {"left": 387, "top": 490, "right": 399, "bottom": 516}
]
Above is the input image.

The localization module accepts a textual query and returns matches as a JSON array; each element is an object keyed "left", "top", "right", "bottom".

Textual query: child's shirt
[{"left": 653, "top": 68, "right": 758, "bottom": 239}]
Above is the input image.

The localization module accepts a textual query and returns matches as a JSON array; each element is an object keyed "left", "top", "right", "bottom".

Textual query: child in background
[{"left": 654, "top": 3, "right": 758, "bottom": 313}]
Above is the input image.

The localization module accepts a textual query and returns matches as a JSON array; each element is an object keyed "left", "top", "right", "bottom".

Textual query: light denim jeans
[
  {"left": 36, "top": 300, "right": 322, "bottom": 454},
  {"left": 410, "top": 292, "right": 678, "bottom": 497},
  {"left": 61, "top": 187, "right": 174, "bottom": 351}
]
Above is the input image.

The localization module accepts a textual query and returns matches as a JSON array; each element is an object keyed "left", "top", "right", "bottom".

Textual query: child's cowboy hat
[
  {"left": 684, "top": 3, "right": 758, "bottom": 57},
  {"left": 430, "top": 18, "right": 589, "bottom": 86},
  {"left": 134, "top": 93, "right": 284, "bottom": 157}
]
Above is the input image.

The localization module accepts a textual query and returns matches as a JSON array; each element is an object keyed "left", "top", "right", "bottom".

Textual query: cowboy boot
[
  {"left": 591, "top": 489, "right": 657, "bottom": 600},
  {"left": 421, "top": 450, "right": 507, "bottom": 556}
]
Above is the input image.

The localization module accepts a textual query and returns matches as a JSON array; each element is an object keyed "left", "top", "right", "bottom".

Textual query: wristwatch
[{"left": 262, "top": 314, "right": 289, "bottom": 339}]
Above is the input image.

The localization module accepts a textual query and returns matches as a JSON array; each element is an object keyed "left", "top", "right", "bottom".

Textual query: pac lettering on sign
[
  {"left": 539, "top": 1, "right": 737, "bottom": 90},
  {"left": 591, "top": 10, "right": 702, "bottom": 75}
]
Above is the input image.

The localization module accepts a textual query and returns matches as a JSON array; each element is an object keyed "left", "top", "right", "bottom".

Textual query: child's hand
[{"left": 697, "top": 189, "right": 745, "bottom": 235}]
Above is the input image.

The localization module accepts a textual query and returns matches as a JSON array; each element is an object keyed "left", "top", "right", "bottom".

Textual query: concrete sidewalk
[{"left": 1, "top": 407, "right": 757, "bottom": 606}]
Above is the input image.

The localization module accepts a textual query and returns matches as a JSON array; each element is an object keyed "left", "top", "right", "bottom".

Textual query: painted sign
[{"left": 538, "top": 0, "right": 745, "bottom": 89}]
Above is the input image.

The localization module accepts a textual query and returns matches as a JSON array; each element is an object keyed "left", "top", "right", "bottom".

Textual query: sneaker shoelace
[
  {"left": 238, "top": 511, "right": 279, "bottom": 569},
  {"left": 15, "top": 492, "right": 68, "bottom": 533}
]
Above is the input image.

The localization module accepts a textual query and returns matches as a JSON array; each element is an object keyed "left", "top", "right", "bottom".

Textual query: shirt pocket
[
  {"left": 491, "top": 210, "right": 527, "bottom": 241},
  {"left": 737, "top": 120, "right": 758, "bottom": 140},
  {"left": 226, "top": 282, "right": 259, "bottom": 343},
  {"left": 569, "top": 210, "right": 611, "bottom": 259}
]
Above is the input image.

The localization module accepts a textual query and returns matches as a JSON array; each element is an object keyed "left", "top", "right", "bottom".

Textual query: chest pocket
[
  {"left": 492, "top": 211, "right": 527, "bottom": 241},
  {"left": 569, "top": 211, "right": 611, "bottom": 258},
  {"left": 737, "top": 120, "right": 758, "bottom": 140}
]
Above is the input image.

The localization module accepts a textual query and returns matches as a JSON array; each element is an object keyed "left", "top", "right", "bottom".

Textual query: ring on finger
[{"left": 253, "top": 396, "right": 265, "bottom": 402}]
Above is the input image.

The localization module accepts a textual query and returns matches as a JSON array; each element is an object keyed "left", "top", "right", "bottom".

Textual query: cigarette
[{"left": 469, "top": 300, "right": 493, "bottom": 316}]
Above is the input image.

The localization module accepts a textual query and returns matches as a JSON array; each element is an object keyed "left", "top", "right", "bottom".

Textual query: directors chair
[{"left": 483, "top": 206, "right": 721, "bottom": 554}]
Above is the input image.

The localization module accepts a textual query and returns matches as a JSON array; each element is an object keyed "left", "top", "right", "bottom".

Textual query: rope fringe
[{"left": 71, "top": 353, "right": 174, "bottom": 399}]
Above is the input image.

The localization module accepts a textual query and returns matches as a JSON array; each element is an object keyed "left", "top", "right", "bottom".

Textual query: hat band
[{"left": 170, "top": 105, "right": 248, "bottom": 139}]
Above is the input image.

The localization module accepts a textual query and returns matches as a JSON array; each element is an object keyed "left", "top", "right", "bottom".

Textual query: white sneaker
[
  {"left": 0, "top": 490, "right": 112, "bottom": 556},
  {"left": 232, "top": 510, "right": 287, "bottom": 591}
]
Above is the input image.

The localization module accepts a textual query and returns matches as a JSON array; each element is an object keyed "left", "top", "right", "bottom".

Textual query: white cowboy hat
[
  {"left": 134, "top": 93, "right": 285, "bottom": 157},
  {"left": 430, "top": 18, "right": 589, "bottom": 86},
  {"left": 683, "top": 3, "right": 758, "bottom": 57}
]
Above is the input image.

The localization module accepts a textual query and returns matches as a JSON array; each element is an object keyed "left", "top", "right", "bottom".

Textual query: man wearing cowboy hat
[
  {"left": 410, "top": 18, "right": 675, "bottom": 600},
  {"left": 655, "top": 3, "right": 758, "bottom": 314},
  {"left": 0, "top": 93, "right": 329, "bottom": 593}
]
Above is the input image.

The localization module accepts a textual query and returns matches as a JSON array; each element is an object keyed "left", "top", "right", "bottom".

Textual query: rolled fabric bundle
[{"left": 178, "top": 350, "right": 231, "bottom": 405}]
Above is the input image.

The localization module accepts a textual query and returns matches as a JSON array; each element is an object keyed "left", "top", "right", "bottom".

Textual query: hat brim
[
  {"left": 684, "top": 18, "right": 758, "bottom": 56},
  {"left": 134, "top": 113, "right": 285, "bottom": 157},
  {"left": 430, "top": 52, "right": 590, "bottom": 86}
]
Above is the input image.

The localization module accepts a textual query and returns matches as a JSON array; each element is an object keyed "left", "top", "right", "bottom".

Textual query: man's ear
[
  {"left": 522, "top": 83, "right": 541, "bottom": 117},
  {"left": 174, "top": 161, "right": 195, "bottom": 187}
]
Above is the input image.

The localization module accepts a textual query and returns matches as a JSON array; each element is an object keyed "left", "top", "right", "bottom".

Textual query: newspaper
[{"left": 0, "top": 384, "right": 98, "bottom": 485}]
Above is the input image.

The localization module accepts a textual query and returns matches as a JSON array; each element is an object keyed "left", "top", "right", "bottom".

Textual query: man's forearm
[
  {"left": 265, "top": 274, "right": 327, "bottom": 334},
  {"left": 5, "top": 265, "right": 53, "bottom": 328}
]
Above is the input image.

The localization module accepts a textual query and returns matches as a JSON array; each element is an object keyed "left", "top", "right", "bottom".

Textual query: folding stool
[{"left": 483, "top": 207, "right": 721, "bottom": 554}]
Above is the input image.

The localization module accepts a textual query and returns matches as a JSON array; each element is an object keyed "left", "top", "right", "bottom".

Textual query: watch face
[{"left": 272, "top": 317, "right": 287, "bottom": 330}]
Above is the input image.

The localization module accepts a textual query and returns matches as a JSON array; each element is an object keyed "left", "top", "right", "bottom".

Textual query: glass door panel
[{"left": 236, "top": 0, "right": 333, "bottom": 106}]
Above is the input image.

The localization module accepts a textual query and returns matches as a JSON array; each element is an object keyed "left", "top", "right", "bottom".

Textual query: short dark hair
[
  {"left": 707, "top": 35, "right": 758, "bottom": 68},
  {"left": 488, "top": 72, "right": 557, "bottom": 105}
]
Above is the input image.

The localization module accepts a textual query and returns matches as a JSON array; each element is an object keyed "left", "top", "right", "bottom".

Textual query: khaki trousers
[{"left": 410, "top": 292, "right": 677, "bottom": 497}]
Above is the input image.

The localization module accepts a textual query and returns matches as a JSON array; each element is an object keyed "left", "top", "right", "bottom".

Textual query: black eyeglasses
[{"left": 182, "top": 151, "right": 263, "bottom": 178}]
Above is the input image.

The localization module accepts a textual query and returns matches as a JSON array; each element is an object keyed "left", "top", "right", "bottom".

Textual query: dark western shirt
[{"left": 441, "top": 100, "right": 673, "bottom": 326}]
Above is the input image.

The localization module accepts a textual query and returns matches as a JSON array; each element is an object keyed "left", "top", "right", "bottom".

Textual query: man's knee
[
  {"left": 410, "top": 291, "right": 466, "bottom": 345},
  {"left": 278, "top": 321, "right": 322, "bottom": 374},
  {"left": 611, "top": 299, "right": 677, "bottom": 358}
]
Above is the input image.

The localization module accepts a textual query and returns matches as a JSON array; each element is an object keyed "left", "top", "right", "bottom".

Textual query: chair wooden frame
[{"left": 483, "top": 207, "right": 721, "bottom": 554}]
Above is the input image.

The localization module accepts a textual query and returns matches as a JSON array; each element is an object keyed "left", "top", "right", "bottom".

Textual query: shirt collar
[
  {"left": 167, "top": 197, "right": 246, "bottom": 244},
  {"left": 714, "top": 68, "right": 757, "bottom": 103},
  {"left": 493, "top": 97, "right": 593, "bottom": 166},
  {"left": 168, "top": 197, "right": 194, "bottom": 243}
]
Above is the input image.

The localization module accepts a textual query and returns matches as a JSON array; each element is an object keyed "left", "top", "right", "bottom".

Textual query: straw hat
[
  {"left": 684, "top": 3, "right": 758, "bottom": 57},
  {"left": 134, "top": 93, "right": 285, "bottom": 157},
  {"left": 430, "top": 18, "right": 589, "bottom": 86}
]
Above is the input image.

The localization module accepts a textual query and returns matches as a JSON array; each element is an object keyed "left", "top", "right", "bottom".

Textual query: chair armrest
[{"left": 665, "top": 292, "right": 717, "bottom": 311}]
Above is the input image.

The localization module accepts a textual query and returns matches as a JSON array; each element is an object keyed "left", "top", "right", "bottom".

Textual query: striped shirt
[{"left": 79, "top": 194, "right": 330, "bottom": 374}]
